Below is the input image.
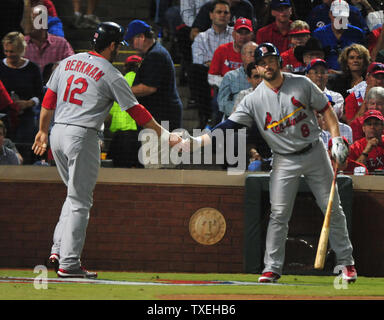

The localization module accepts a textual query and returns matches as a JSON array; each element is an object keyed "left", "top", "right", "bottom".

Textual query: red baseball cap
[
  {"left": 367, "top": 62, "right": 384, "bottom": 75},
  {"left": 362, "top": 110, "right": 384, "bottom": 122},
  {"left": 234, "top": 18, "right": 253, "bottom": 32},
  {"left": 125, "top": 55, "right": 142, "bottom": 64},
  {"left": 288, "top": 29, "right": 311, "bottom": 36},
  {"left": 305, "top": 58, "right": 328, "bottom": 73}
]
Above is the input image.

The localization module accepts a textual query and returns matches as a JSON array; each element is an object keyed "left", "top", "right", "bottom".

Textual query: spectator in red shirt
[
  {"left": 344, "top": 62, "right": 384, "bottom": 125},
  {"left": 281, "top": 19, "right": 311, "bottom": 74},
  {"left": 349, "top": 110, "right": 384, "bottom": 173},
  {"left": 208, "top": 18, "right": 254, "bottom": 88},
  {"left": 367, "top": 25, "right": 384, "bottom": 61},
  {"left": 256, "top": 0, "right": 292, "bottom": 53},
  {"left": 208, "top": 17, "right": 254, "bottom": 125},
  {"left": 24, "top": 5, "right": 74, "bottom": 72},
  {"left": 328, "top": 136, "right": 368, "bottom": 175},
  {"left": 349, "top": 86, "right": 384, "bottom": 141}
]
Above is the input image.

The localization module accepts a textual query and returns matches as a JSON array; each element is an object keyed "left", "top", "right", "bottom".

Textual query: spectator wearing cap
[
  {"left": 281, "top": 20, "right": 311, "bottom": 74},
  {"left": 306, "top": 0, "right": 368, "bottom": 33},
  {"left": 256, "top": 0, "right": 293, "bottom": 54},
  {"left": 208, "top": 17, "right": 254, "bottom": 125},
  {"left": 208, "top": 17, "right": 254, "bottom": 88},
  {"left": 105, "top": 55, "right": 143, "bottom": 168},
  {"left": 349, "top": 86, "right": 384, "bottom": 141},
  {"left": 125, "top": 19, "right": 182, "bottom": 132},
  {"left": 348, "top": 110, "right": 384, "bottom": 172},
  {"left": 328, "top": 136, "right": 368, "bottom": 175},
  {"left": 293, "top": 37, "right": 326, "bottom": 70},
  {"left": 306, "top": 58, "right": 346, "bottom": 121},
  {"left": 123, "top": 55, "right": 143, "bottom": 87},
  {"left": 344, "top": 62, "right": 384, "bottom": 124},
  {"left": 312, "top": 0, "right": 365, "bottom": 71}
]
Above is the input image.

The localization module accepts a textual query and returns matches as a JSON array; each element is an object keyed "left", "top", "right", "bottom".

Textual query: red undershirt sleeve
[
  {"left": 126, "top": 104, "right": 153, "bottom": 126},
  {"left": 42, "top": 88, "right": 57, "bottom": 110}
]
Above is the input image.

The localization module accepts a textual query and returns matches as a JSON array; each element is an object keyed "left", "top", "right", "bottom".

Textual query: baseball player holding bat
[
  {"left": 32, "top": 22, "right": 181, "bottom": 278},
  {"left": 182, "top": 43, "right": 357, "bottom": 283}
]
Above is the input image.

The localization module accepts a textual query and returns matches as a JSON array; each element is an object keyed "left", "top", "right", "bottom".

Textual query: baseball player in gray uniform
[
  {"left": 32, "top": 22, "right": 181, "bottom": 278},
  {"left": 183, "top": 43, "right": 357, "bottom": 283}
]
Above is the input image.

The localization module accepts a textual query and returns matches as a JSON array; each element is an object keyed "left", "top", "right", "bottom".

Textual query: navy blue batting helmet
[
  {"left": 93, "top": 22, "right": 125, "bottom": 51},
  {"left": 254, "top": 43, "right": 283, "bottom": 67}
]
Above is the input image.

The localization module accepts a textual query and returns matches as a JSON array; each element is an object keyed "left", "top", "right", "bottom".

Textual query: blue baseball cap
[
  {"left": 271, "top": 0, "right": 291, "bottom": 9},
  {"left": 124, "top": 19, "right": 151, "bottom": 45},
  {"left": 305, "top": 58, "right": 328, "bottom": 73}
]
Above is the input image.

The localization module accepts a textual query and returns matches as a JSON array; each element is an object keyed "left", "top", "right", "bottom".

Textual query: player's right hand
[
  {"left": 32, "top": 131, "right": 48, "bottom": 156},
  {"left": 331, "top": 136, "right": 349, "bottom": 164}
]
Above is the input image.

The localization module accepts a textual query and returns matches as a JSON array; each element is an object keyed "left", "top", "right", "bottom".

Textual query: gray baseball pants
[
  {"left": 50, "top": 123, "right": 100, "bottom": 270},
  {"left": 263, "top": 140, "right": 354, "bottom": 275}
]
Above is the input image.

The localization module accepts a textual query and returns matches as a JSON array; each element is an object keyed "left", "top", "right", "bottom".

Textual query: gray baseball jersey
[
  {"left": 47, "top": 51, "right": 139, "bottom": 272},
  {"left": 47, "top": 52, "right": 138, "bottom": 130},
  {"left": 229, "top": 72, "right": 329, "bottom": 154},
  {"left": 228, "top": 72, "right": 354, "bottom": 276}
]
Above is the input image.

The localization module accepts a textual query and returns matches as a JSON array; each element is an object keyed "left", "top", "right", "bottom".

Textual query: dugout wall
[{"left": 0, "top": 167, "right": 383, "bottom": 277}]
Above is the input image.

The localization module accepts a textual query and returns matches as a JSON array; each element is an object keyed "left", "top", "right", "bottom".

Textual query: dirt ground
[{"left": 160, "top": 294, "right": 384, "bottom": 300}]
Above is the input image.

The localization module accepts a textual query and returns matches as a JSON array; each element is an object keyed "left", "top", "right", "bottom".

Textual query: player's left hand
[
  {"left": 331, "top": 136, "right": 349, "bottom": 164},
  {"left": 32, "top": 131, "right": 48, "bottom": 156}
]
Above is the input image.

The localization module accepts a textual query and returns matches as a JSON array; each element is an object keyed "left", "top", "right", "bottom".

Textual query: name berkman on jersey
[{"left": 64, "top": 59, "right": 105, "bottom": 82}]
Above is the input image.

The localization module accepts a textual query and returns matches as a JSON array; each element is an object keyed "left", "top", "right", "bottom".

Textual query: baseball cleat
[
  {"left": 342, "top": 265, "right": 357, "bottom": 283},
  {"left": 57, "top": 266, "right": 97, "bottom": 279},
  {"left": 258, "top": 272, "right": 280, "bottom": 283},
  {"left": 48, "top": 253, "right": 60, "bottom": 273}
]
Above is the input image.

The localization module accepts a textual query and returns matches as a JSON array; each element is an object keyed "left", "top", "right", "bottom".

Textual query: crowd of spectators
[
  {"left": 1, "top": 0, "right": 384, "bottom": 175},
  {"left": 171, "top": 0, "right": 384, "bottom": 174}
]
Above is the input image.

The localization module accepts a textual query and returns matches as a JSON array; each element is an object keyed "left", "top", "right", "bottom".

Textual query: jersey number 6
[{"left": 63, "top": 75, "right": 89, "bottom": 106}]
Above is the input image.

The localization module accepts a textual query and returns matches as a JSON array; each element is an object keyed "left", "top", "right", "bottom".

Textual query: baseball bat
[{"left": 314, "top": 164, "right": 338, "bottom": 270}]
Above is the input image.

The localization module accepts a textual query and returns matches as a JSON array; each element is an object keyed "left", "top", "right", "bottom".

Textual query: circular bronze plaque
[{"left": 189, "top": 208, "right": 226, "bottom": 245}]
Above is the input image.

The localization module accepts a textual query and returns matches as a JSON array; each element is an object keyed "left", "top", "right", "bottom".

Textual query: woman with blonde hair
[
  {"left": 0, "top": 31, "right": 43, "bottom": 164},
  {"left": 328, "top": 43, "right": 372, "bottom": 99}
]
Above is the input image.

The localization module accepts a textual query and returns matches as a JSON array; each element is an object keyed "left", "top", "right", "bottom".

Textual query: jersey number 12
[{"left": 63, "top": 75, "right": 88, "bottom": 106}]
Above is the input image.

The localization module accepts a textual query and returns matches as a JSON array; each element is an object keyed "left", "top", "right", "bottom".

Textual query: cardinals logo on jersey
[{"left": 263, "top": 96, "right": 308, "bottom": 133}]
